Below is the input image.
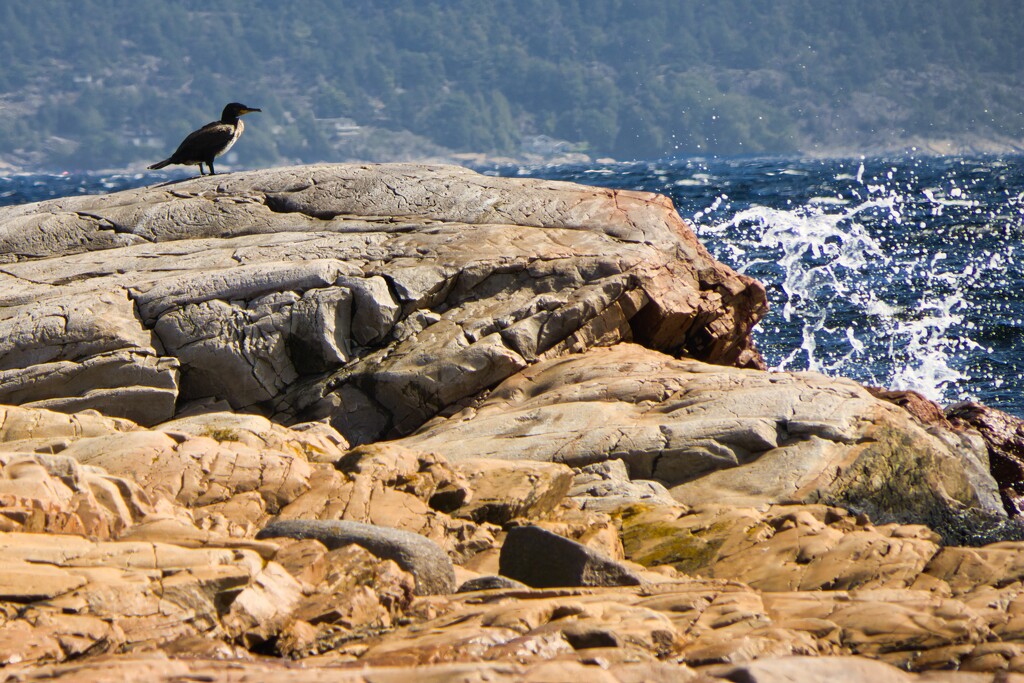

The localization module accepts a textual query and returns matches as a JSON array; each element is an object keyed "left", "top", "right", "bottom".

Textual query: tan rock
[
  {"left": 115, "top": 516, "right": 279, "bottom": 557},
  {"left": 0, "top": 532, "right": 268, "bottom": 665},
  {"left": 0, "top": 405, "right": 397, "bottom": 549},
  {"left": 0, "top": 544, "right": 1022, "bottom": 678},
  {"left": 0, "top": 452, "right": 160, "bottom": 539},
  {"left": 0, "top": 653, "right": 706, "bottom": 682},
  {"left": 0, "top": 164, "right": 765, "bottom": 438},
  {"left": 358, "top": 589, "right": 683, "bottom": 666},
  {"left": 923, "top": 544, "right": 1024, "bottom": 594},
  {"left": 156, "top": 411, "right": 349, "bottom": 463},
  {"left": 619, "top": 502, "right": 943, "bottom": 592},
  {"left": 106, "top": 434, "right": 283, "bottom": 503},
  {"left": 0, "top": 620, "right": 64, "bottom": 667},
  {"left": 223, "top": 561, "right": 305, "bottom": 648},
  {"left": 396, "top": 344, "right": 1002, "bottom": 539},
  {"left": 0, "top": 404, "right": 135, "bottom": 450},
  {"left": 451, "top": 458, "right": 574, "bottom": 525},
  {"left": 277, "top": 444, "right": 496, "bottom": 564},
  {"left": 0, "top": 561, "right": 87, "bottom": 601},
  {"left": 536, "top": 502, "right": 626, "bottom": 561},
  {"left": 62, "top": 541, "right": 264, "bottom": 575},
  {"left": 55, "top": 427, "right": 313, "bottom": 519},
  {"left": 258, "top": 519, "right": 455, "bottom": 596},
  {"left": 276, "top": 544, "right": 415, "bottom": 657}
]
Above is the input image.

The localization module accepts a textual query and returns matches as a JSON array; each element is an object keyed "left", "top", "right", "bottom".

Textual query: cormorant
[{"left": 148, "top": 102, "right": 261, "bottom": 176}]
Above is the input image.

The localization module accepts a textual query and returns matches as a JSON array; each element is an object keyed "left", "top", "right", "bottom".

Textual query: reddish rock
[
  {"left": 948, "top": 402, "right": 1024, "bottom": 516},
  {"left": 867, "top": 387, "right": 952, "bottom": 428}
]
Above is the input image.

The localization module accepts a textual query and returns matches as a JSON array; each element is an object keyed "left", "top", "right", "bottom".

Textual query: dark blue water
[
  {"left": 3, "top": 157, "right": 1023, "bottom": 417},
  {"left": 0, "top": 171, "right": 152, "bottom": 205}
]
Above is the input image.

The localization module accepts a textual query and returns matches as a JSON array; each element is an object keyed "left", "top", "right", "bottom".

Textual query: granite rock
[
  {"left": 0, "top": 164, "right": 766, "bottom": 436},
  {"left": 2, "top": 163, "right": 1023, "bottom": 680}
]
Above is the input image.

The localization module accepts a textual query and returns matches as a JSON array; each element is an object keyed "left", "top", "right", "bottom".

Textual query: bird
[{"left": 148, "top": 102, "right": 261, "bottom": 176}]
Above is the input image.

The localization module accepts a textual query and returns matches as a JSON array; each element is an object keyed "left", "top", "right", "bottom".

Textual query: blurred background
[{"left": 1, "top": 0, "right": 1022, "bottom": 172}]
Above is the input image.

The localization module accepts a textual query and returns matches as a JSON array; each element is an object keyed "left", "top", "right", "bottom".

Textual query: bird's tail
[{"left": 148, "top": 159, "right": 172, "bottom": 170}]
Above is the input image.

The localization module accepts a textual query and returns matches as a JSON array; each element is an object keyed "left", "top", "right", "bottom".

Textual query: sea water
[
  {"left": 3, "top": 156, "right": 1022, "bottom": 417},
  {"left": 496, "top": 156, "right": 1024, "bottom": 417}
]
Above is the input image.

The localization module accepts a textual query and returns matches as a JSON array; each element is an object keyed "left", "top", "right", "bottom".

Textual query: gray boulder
[{"left": 256, "top": 518, "right": 456, "bottom": 595}]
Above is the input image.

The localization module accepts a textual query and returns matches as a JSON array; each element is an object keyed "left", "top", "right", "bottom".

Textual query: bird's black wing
[{"left": 169, "top": 121, "right": 236, "bottom": 163}]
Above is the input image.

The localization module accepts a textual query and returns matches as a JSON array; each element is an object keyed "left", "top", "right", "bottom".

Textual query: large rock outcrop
[
  {"left": 0, "top": 164, "right": 766, "bottom": 441},
  {"left": 2, "top": 164, "right": 1023, "bottom": 681},
  {"left": 3, "top": 400, "right": 1024, "bottom": 679},
  {"left": 396, "top": 343, "right": 1004, "bottom": 541}
]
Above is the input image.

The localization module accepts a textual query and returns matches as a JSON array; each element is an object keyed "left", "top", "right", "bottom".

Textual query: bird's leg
[{"left": 209, "top": 161, "right": 217, "bottom": 175}]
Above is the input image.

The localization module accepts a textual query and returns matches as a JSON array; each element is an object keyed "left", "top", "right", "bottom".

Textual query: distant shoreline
[{"left": 3, "top": 136, "right": 1023, "bottom": 176}]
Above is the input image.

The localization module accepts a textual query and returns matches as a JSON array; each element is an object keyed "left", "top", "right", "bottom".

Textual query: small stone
[{"left": 456, "top": 575, "right": 529, "bottom": 593}]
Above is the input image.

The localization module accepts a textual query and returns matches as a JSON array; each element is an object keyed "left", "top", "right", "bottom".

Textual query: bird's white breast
[{"left": 216, "top": 119, "right": 244, "bottom": 158}]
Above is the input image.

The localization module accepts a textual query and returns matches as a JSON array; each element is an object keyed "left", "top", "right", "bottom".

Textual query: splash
[
  {"left": 695, "top": 163, "right": 1003, "bottom": 404},
  {"left": 503, "top": 155, "right": 1024, "bottom": 416}
]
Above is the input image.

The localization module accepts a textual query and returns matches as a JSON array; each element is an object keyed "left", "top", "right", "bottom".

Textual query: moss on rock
[{"left": 616, "top": 503, "right": 726, "bottom": 574}]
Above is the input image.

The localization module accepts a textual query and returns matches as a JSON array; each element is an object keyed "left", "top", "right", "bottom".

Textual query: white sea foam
[
  {"left": 886, "top": 294, "right": 973, "bottom": 400},
  {"left": 698, "top": 179, "right": 984, "bottom": 403}
]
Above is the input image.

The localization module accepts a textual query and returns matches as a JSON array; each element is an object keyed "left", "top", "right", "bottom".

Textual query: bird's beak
[{"left": 242, "top": 107, "right": 262, "bottom": 115}]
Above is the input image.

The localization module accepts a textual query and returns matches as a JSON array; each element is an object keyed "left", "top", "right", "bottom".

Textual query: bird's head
[{"left": 221, "top": 102, "right": 262, "bottom": 121}]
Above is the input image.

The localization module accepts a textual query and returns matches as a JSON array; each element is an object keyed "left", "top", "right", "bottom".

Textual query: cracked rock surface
[
  {"left": 396, "top": 343, "right": 1003, "bottom": 538},
  {"left": 0, "top": 163, "right": 766, "bottom": 436}
]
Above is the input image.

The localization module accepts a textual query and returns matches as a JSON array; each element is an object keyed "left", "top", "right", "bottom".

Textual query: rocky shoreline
[{"left": 2, "top": 163, "right": 1024, "bottom": 681}]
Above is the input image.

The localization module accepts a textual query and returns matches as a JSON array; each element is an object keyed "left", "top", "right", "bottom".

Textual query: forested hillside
[{"left": 1, "top": 0, "right": 1022, "bottom": 170}]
